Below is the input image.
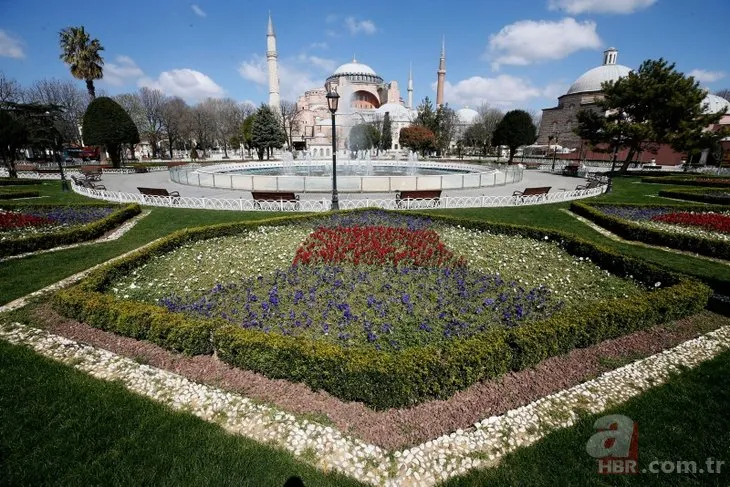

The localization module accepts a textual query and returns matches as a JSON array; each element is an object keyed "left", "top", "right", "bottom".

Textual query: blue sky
[{"left": 1, "top": 0, "right": 728, "bottom": 111}]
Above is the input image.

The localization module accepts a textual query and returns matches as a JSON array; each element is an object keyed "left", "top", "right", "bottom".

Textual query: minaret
[
  {"left": 436, "top": 36, "right": 446, "bottom": 107},
  {"left": 603, "top": 47, "right": 618, "bottom": 65},
  {"left": 267, "top": 12, "right": 281, "bottom": 111},
  {"left": 407, "top": 62, "right": 413, "bottom": 109}
]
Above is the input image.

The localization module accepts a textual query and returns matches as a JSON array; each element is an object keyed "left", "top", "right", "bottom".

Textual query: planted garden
[
  {"left": 0, "top": 203, "right": 141, "bottom": 257},
  {"left": 54, "top": 210, "right": 710, "bottom": 409},
  {"left": 572, "top": 202, "right": 730, "bottom": 259}
]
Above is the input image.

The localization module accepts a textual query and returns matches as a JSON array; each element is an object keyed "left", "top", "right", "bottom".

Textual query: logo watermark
[{"left": 586, "top": 414, "right": 725, "bottom": 475}]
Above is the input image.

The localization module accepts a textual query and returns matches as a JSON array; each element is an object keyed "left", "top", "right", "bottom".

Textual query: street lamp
[{"left": 326, "top": 86, "right": 340, "bottom": 211}]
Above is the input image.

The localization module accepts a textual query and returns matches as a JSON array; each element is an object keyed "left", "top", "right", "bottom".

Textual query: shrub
[
  {"left": 0, "top": 190, "right": 40, "bottom": 199},
  {"left": 82, "top": 97, "right": 140, "bottom": 168},
  {"left": 52, "top": 209, "right": 712, "bottom": 409},
  {"left": 642, "top": 176, "right": 730, "bottom": 188},
  {"left": 658, "top": 188, "right": 730, "bottom": 205}
]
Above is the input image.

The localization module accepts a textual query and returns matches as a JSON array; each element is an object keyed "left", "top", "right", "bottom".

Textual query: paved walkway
[{"left": 99, "top": 168, "right": 586, "bottom": 201}]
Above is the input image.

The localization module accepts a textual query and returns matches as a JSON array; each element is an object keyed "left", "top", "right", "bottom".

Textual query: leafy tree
[
  {"left": 251, "top": 104, "right": 286, "bottom": 160},
  {"left": 240, "top": 114, "right": 256, "bottom": 157},
  {"left": 380, "top": 111, "right": 392, "bottom": 151},
  {"left": 348, "top": 123, "right": 379, "bottom": 154},
  {"left": 576, "top": 58, "right": 727, "bottom": 172},
  {"left": 59, "top": 26, "right": 104, "bottom": 99},
  {"left": 0, "top": 109, "right": 28, "bottom": 178},
  {"left": 493, "top": 110, "right": 536, "bottom": 163},
  {"left": 399, "top": 125, "right": 436, "bottom": 156},
  {"left": 435, "top": 104, "right": 457, "bottom": 155},
  {"left": 82, "top": 97, "right": 139, "bottom": 167},
  {"left": 414, "top": 97, "right": 438, "bottom": 134}
]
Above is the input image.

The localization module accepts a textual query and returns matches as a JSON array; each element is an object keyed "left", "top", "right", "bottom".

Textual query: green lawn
[{"left": 1, "top": 174, "right": 730, "bottom": 486}]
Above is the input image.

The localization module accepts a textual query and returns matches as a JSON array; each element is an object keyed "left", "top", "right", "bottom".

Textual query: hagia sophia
[{"left": 265, "top": 15, "right": 730, "bottom": 163}]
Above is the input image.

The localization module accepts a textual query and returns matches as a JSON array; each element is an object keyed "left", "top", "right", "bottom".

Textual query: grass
[
  {"left": 0, "top": 340, "right": 363, "bottom": 487},
  {"left": 441, "top": 348, "right": 730, "bottom": 486},
  {"left": 1, "top": 173, "right": 730, "bottom": 485}
]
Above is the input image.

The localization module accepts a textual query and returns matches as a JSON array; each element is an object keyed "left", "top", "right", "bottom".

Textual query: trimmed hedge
[
  {"left": 658, "top": 188, "right": 730, "bottom": 205},
  {"left": 0, "top": 203, "right": 141, "bottom": 257},
  {"left": 53, "top": 209, "right": 712, "bottom": 410},
  {"left": 642, "top": 176, "right": 730, "bottom": 188},
  {"left": 0, "top": 190, "right": 40, "bottom": 200},
  {"left": 0, "top": 178, "right": 42, "bottom": 186},
  {"left": 571, "top": 201, "right": 730, "bottom": 261}
]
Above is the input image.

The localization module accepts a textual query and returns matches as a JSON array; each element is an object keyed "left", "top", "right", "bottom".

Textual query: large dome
[
  {"left": 333, "top": 60, "right": 377, "bottom": 77},
  {"left": 567, "top": 64, "right": 632, "bottom": 95},
  {"left": 703, "top": 93, "right": 730, "bottom": 115},
  {"left": 456, "top": 107, "right": 479, "bottom": 124}
]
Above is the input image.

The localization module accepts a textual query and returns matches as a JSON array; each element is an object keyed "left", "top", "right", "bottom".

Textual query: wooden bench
[
  {"left": 562, "top": 165, "right": 580, "bottom": 177},
  {"left": 512, "top": 187, "right": 551, "bottom": 202},
  {"left": 71, "top": 175, "right": 106, "bottom": 190},
  {"left": 396, "top": 190, "right": 442, "bottom": 208},
  {"left": 251, "top": 191, "right": 300, "bottom": 210},
  {"left": 575, "top": 180, "right": 603, "bottom": 191},
  {"left": 138, "top": 187, "right": 180, "bottom": 203},
  {"left": 80, "top": 165, "right": 102, "bottom": 181}
]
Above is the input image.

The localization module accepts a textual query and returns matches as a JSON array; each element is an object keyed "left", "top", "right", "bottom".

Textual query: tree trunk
[
  {"left": 85, "top": 79, "right": 95, "bottom": 99},
  {"left": 223, "top": 141, "right": 228, "bottom": 158},
  {"left": 619, "top": 148, "right": 636, "bottom": 173},
  {"left": 108, "top": 143, "right": 121, "bottom": 168},
  {"left": 169, "top": 137, "right": 175, "bottom": 159},
  {"left": 257, "top": 148, "right": 264, "bottom": 160},
  {"left": 508, "top": 147, "right": 516, "bottom": 164}
]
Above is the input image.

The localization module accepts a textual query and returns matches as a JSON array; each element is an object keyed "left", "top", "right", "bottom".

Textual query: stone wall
[{"left": 537, "top": 92, "right": 603, "bottom": 149}]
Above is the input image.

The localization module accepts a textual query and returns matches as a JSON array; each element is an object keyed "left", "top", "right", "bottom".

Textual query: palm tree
[{"left": 59, "top": 26, "right": 104, "bottom": 99}]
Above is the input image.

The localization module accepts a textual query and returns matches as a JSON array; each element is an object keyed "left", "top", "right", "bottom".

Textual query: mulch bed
[{"left": 31, "top": 303, "right": 727, "bottom": 450}]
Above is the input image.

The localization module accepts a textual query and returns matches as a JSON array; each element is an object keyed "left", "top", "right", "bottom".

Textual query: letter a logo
[{"left": 586, "top": 414, "right": 637, "bottom": 459}]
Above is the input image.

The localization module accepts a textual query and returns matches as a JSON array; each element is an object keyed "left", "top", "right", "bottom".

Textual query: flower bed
[
  {"left": 571, "top": 202, "right": 730, "bottom": 259},
  {"left": 53, "top": 210, "right": 711, "bottom": 409},
  {"left": 658, "top": 188, "right": 730, "bottom": 205},
  {"left": 0, "top": 203, "right": 141, "bottom": 257}
]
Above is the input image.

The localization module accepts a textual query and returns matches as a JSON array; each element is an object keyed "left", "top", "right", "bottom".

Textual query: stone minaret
[
  {"left": 267, "top": 13, "right": 280, "bottom": 111},
  {"left": 436, "top": 36, "right": 446, "bottom": 107},
  {"left": 407, "top": 62, "right": 413, "bottom": 109}
]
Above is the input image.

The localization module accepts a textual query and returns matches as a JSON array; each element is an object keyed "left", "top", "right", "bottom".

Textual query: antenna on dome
[{"left": 352, "top": 54, "right": 357, "bottom": 63}]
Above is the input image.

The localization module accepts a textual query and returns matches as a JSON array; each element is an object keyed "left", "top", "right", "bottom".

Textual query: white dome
[
  {"left": 566, "top": 64, "right": 632, "bottom": 95},
  {"left": 456, "top": 107, "right": 479, "bottom": 124},
  {"left": 703, "top": 94, "right": 730, "bottom": 115},
  {"left": 333, "top": 60, "right": 377, "bottom": 77},
  {"left": 376, "top": 103, "right": 413, "bottom": 122}
]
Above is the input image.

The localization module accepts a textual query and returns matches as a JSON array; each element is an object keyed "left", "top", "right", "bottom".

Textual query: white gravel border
[{"left": 1, "top": 319, "right": 728, "bottom": 486}]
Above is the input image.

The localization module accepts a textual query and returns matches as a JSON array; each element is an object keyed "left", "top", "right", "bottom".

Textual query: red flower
[
  {"left": 0, "top": 211, "right": 51, "bottom": 230},
  {"left": 651, "top": 211, "right": 730, "bottom": 234}
]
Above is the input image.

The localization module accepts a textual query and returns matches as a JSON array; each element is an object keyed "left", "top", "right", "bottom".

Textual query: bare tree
[
  {"left": 716, "top": 89, "right": 730, "bottom": 103},
  {"left": 190, "top": 102, "right": 216, "bottom": 157},
  {"left": 0, "top": 71, "right": 23, "bottom": 103},
  {"left": 25, "top": 78, "right": 88, "bottom": 145},
  {"left": 159, "top": 97, "right": 190, "bottom": 159},
  {"left": 113, "top": 92, "right": 147, "bottom": 159},
  {"left": 139, "top": 87, "right": 164, "bottom": 157},
  {"left": 279, "top": 100, "right": 299, "bottom": 150}
]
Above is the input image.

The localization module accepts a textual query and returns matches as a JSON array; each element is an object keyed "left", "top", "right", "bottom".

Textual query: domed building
[
  {"left": 291, "top": 57, "right": 415, "bottom": 154},
  {"left": 537, "top": 48, "right": 631, "bottom": 150}
]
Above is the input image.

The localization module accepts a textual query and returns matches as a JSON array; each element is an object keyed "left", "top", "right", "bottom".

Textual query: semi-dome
[
  {"left": 376, "top": 103, "right": 413, "bottom": 121},
  {"left": 566, "top": 48, "right": 631, "bottom": 95},
  {"left": 703, "top": 93, "right": 730, "bottom": 115},
  {"left": 456, "top": 107, "right": 479, "bottom": 124}
]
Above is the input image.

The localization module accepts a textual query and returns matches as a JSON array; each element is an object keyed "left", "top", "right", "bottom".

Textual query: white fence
[
  {"left": 170, "top": 161, "right": 524, "bottom": 193},
  {"left": 0, "top": 166, "right": 170, "bottom": 179},
  {"left": 70, "top": 183, "right": 606, "bottom": 212}
]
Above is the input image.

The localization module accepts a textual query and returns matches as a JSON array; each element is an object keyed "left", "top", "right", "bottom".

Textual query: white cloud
[
  {"left": 297, "top": 54, "right": 336, "bottom": 72},
  {"left": 689, "top": 69, "right": 725, "bottom": 83},
  {"left": 104, "top": 56, "right": 144, "bottom": 86},
  {"left": 436, "top": 75, "right": 544, "bottom": 109},
  {"left": 238, "top": 54, "right": 327, "bottom": 102},
  {"left": 0, "top": 30, "right": 24, "bottom": 59},
  {"left": 345, "top": 17, "right": 377, "bottom": 35},
  {"left": 191, "top": 4, "right": 206, "bottom": 17},
  {"left": 138, "top": 69, "right": 224, "bottom": 102},
  {"left": 488, "top": 17, "right": 601, "bottom": 70},
  {"left": 548, "top": 0, "right": 656, "bottom": 14},
  {"left": 309, "top": 42, "right": 328, "bottom": 50}
]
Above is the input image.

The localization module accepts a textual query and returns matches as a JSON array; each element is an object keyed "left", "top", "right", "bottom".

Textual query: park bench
[
  {"left": 80, "top": 165, "right": 102, "bottom": 181},
  {"left": 576, "top": 180, "right": 603, "bottom": 191},
  {"left": 396, "top": 190, "right": 442, "bottom": 208},
  {"left": 133, "top": 166, "right": 149, "bottom": 173},
  {"left": 138, "top": 187, "right": 181, "bottom": 204},
  {"left": 512, "top": 186, "right": 551, "bottom": 202},
  {"left": 562, "top": 164, "right": 580, "bottom": 177},
  {"left": 251, "top": 191, "right": 300, "bottom": 210},
  {"left": 71, "top": 175, "right": 106, "bottom": 190}
]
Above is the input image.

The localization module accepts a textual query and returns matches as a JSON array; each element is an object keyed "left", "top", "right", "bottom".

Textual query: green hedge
[
  {"left": 0, "top": 190, "right": 40, "bottom": 200},
  {"left": 52, "top": 209, "right": 712, "bottom": 409},
  {"left": 0, "top": 203, "right": 141, "bottom": 257},
  {"left": 642, "top": 176, "right": 730, "bottom": 188},
  {"left": 0, "top": 178, "right": 42, "bottom": 186},
  {"left": 570, "top": 201, "right": 730, "bottom": 261},
  {"left": 658, "top": 188, "right": 730, "bottom": 205}
]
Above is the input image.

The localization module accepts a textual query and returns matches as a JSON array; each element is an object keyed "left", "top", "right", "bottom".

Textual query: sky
[{"left": 1, "top": 0, "right": 729, "bottom": 112}]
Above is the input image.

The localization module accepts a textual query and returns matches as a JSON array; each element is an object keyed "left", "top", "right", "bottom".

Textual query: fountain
[{"left": 280, "top": 152, "right": 294, "bottom": 175}]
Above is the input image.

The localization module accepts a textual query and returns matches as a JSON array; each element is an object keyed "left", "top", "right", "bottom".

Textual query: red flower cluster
[
  {"left": 293, "top": 226, "right": 466, "bottom": 268},
  {"left": 0, "top": 211, "right": 50, "bottom": 230},
  {"left": 651, "top": 211, "right": 730, "bottom": 234}
]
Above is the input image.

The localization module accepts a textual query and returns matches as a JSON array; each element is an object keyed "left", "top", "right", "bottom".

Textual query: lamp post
[
  {"left": 551, "top": 131, "right": 559, "bottom": 172},
  {"left": 326, "top": 87, "right": 340, "bottom": 211}
]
